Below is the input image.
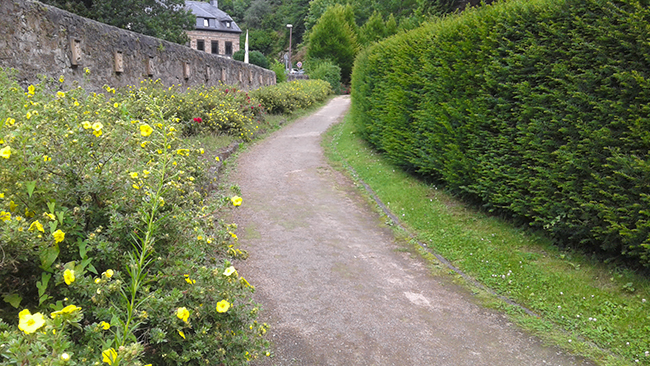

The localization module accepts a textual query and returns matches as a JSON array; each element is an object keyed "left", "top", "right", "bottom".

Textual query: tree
[
  {"left": 357, "top": 11, "right": 387, "bottom": 47},
  {"left": 244, "top": 0, "right": 271, "bottom": 28},
  {"left": 41, "top": 0, "right": 195, "bottom": 44},
  {"left": 233, "top": 50, "right": 270, "bottom": 69},
  {"left": 306, "top": 4, "right": 358, "bottom": 83}
]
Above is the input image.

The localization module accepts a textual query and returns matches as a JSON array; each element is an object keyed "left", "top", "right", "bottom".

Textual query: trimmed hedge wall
[{"left": 351, "top": 0, "right": 650, "bottom": 266}]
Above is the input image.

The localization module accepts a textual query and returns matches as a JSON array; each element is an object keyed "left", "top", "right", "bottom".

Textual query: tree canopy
[
  {"left": 41, "top": 0, "right": 195, "bottom": 44},
  {"left": 306, "top": 4, "right": 358, "bottom": 83}
]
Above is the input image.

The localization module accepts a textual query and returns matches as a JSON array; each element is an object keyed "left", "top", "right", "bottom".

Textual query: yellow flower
[
  {"left": 0, "top": 193, "right": 3, "bottom": 198},
  {"left": 200, "top": 148, "right": 204, "bottom": 154},
  {"left": 61, "top": 352, "right": 70, "bottom": 362},
  {"left": 9, "top": 201, "right": 17, "bottom": 212},
  {"left": 57, "top": 91, "right": 66, "bottom": 98},
  {"left": 178, "top": 330, "right": 186, "bottom": 339},
  {"left": 215, "top": 156, "right": 220, "bottom": 161},
  {"left": 223, "top": 266, "right": 236, "bottom": 276},
  {"left": 113, "top": 103, "right": 119, "bottom": 108},
  {"left": 0, "top": 146, "right": 11, "bottom": 159},
  {"left": 129, "top": 172, "right": 138, "bottom": 179},
  {"left": 44, "top": 212, "right": 56, "bottom": 220},
  {"left": 53, "top": 229, "right": 65, "bottom": 243},
  {"left": 132, "top": 184, "right": 140, "bottom": 190},
  {"left": 82, "top": 121, "right": 92, "bottom": 129},
  {"left": 43, "top": 155, "right": 51, "bottom": 162},
  {"left": 95, "top": 278, "right": 101, "bottom": 284},
  {"left": 92, "top": 122, "right": 103, "bottom": 131},
  {"left": 27, "top": 85, "right": 35, "bottom": 95},
  {"left": 18, "top": 310, "right": 45, "bottom": 334},
  {"left": 26, "top": 112, "right": 31, "bottom": 119},
  {"left": 99, "top": 321, "right": 110, "bottom": 330},
  {"left": 140, "top": 124, "right": 153, "bottom": 137},
  {"left": 102, "top": 348, "right": 117, "bottom": 365},
  {"left": 0, "top": 211, "right": 11, "bottom": 222},
  {"left": 140, "top": 141, "right": 149, "bottom": 148},
  {"left": 51, "top": 304, "right": 82, "bottom": 318},
  {"left": 230, "top": 196, "right": 242, "bottom": 206},
  {"left": 176, "top": 307, "right": 190, "bottom": 322},
  {"left": 216, "top": 300, "right": 230, "bottom": 313},
  {"left": 5, "top": 118, "right": 15, "bottom": 126},
  {"left": 104, "top": 269, "right": 114, "bottom": 278},
  {"left": 63, "top": 268, "right": 75, "bottom": 285},
  {"left": 28, "top": 220, "right": 44, "bottom": 233},
  {"left": 59, "top": 76, "right": 65, "bottom": 83},
  {"left": 197, "top": 235, "right": 203, "bottom": 241}
]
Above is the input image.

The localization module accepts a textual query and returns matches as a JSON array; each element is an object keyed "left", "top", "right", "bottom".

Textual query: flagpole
[{"left": 244, "top": 30, "right": 249, "bottom": 64}]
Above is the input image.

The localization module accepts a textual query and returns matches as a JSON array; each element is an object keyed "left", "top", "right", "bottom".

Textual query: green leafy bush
[
  {"left": 251, "top": 79, "right": 331, "bottom": 114},
  {"left": 233, "top": 50, "right": 270, "bottom": 69},
  {"left": 306, "top": 60, "right": 342, "bottom": 94},
  {"left": 270, "top": 60, "right": 287, "bottom": 84},
  {"left": 352, "top": 0, "right": 650, "bottom": 266},
  {"left": 0, "top": 69, "right": 268, "bottom": 365}
]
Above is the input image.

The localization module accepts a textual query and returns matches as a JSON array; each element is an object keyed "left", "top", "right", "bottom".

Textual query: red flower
[
  {"left": 193, "top": 117, "right": 202, "bottom": 123},
  {"left": 224, "top": 89, "right": 229, "bottom": 93}
]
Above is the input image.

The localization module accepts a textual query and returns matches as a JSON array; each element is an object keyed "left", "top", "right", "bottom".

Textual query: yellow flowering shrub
[
  {"left": 0, "top": 69, "right": 268, "bottom": 365},
  {"left": 250, "top": 79, "right": 332, "bottom": 114}
]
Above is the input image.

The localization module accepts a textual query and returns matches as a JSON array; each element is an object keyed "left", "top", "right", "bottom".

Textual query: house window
[
  {"left": 204, "top": 18, "right": 209, "bottom": 27},
  {"left": 225, "top": 41, "right": 232, "bottom": 56},
  {"left": 211, "top": 41, "right": 219, "bottom": 54},
  {"left": 197, "top": 39, "right": 205, "bottom": 51},
  {"left": 226, "top": 21, "right": 231, "bottom": 28}
]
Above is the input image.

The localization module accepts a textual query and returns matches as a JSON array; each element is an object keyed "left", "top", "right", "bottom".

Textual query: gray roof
[{"left": 185, "top": 1, "right": 242, "bottom": 33}]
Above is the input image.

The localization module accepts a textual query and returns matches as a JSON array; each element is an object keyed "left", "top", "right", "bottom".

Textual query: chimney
[{"left": 210, "top": 0, "right": 218, "bottom": 7}]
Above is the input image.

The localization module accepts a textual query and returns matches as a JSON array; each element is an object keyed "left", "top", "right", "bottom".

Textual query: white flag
[{"left": 244, "top": 30, "right": 249, "bottom": 64}]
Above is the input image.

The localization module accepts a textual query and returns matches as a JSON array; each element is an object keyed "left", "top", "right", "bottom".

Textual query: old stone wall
[{"left": 0, "top": 0, "right": 276, "bottom": 93}]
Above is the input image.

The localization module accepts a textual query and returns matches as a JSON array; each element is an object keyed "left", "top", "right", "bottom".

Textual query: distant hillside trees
[{"left": 41, "top": 0, "right": 195, "bottom": 44}]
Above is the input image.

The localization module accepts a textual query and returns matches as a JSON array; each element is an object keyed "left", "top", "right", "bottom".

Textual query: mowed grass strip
[{"left": 323, "top": 114, "right": 650, "bottom": 366}]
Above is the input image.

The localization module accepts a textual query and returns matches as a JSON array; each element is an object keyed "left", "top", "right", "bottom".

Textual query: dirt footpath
[{"left": 232, "top": 96, "right": 592, "bottom": 366}]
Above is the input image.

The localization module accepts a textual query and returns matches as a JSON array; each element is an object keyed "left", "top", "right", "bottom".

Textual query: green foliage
[
  {"left": 270, "top": 60, "right": 287, "bottom": 83},
  {"left": 0, "top": 70, "right": 268, "bottom": 365},
  {"left": 307, "top": 4, "right": 359, "bottom": 83},
  {"left": 233, "top": 49, "right": 270, "bottom": 69},
  {"left": 40, "top": 0, "right": 194, "bottom": 44},
  {"left": 242, "top": 29, "right": 280, "bottom": 56},
  {"left": 243, "top": 0, "right": 271, "bottom": 27},
  {"left": 250, "top": 80, "right": 331, "bottom": 114},
  {"left": 357, "top": 11, "right": 388, "bottom": 46},
  {"left": 305, "top": 60, "right": 342, "bottom": 94},
  {"left": 352, "top": 0, "right": 650, "bottom": 267}
]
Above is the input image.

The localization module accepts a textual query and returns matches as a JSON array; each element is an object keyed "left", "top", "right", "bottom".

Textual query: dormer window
[
  {"left": 203, "top": 18, "right": 209, "bottom": 27},
  {"left": 226, "top": 21, "right": 231, "bottom": 28}
]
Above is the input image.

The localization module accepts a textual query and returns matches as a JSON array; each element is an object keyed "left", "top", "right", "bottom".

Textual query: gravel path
[{"left": 232, "top": 96, "right": 593, "bottom": 366}]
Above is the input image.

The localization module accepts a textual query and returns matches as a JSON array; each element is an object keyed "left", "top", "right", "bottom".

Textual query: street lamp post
[{"left": 286, "top": 24, "right": 293, "bottom": 72}]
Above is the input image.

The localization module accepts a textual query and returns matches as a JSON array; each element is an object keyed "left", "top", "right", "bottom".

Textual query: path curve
[{"left": 232, "top": 96, "right": 591, "bottom": 366}]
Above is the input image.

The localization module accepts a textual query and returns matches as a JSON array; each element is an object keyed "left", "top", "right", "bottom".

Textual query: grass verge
[{"left": 323, "top": 113, "right": 650, "bottom": 366}]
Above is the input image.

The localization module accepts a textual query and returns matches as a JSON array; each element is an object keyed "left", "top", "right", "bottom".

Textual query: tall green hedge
[{"left": 351, "top": 0, "right": 650, "bottom": 266}]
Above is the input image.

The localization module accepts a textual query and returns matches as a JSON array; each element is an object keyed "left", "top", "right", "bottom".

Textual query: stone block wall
[
  {"left": 0, "top": 0, "right": 276, "bottom": 93},
  {"left": 187, "top": 30, "right": 240, "bottom": 58}
]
